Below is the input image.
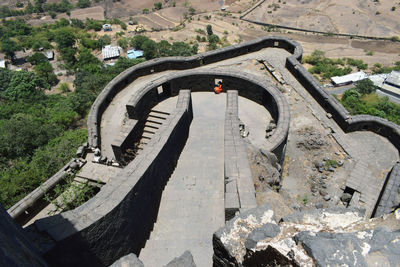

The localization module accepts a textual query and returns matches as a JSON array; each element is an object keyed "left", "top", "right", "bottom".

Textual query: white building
[
  {"left": 0, "top": 60, "right": 7, "bottom": 69},
  {"left": 102, "top": 45, "right": 121, "bottom": 61},
  {"left": 379, "top": 71, "right": 400, "bottom": 97},
  {"left": 331, "top": 71, "right": 368, "bottom": 86},
  {"left": 103, "top": 24, "right": 112, "bottom": 31}
]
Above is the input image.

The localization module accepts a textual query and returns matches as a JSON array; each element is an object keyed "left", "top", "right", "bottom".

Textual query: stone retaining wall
[
  {"left": 7, "top": 159, "right": 75, "bottom": 225},
  {"left": 374, "top": 163, "right": 400, "bottom": 217},
  {"left": 87, "top": 36, "right": 302, "bottom": 149},
  {"left": 124, "top": 68, "right": 290, "bottom": 154},
  {"left": 224, "top": 90, "right": 257, "bottom": 221},
  {"left": 284, "top": 43, "right": 400, "bottom": 218},
  {"left": 30, "top": 90, "right": 193, "bottom": 266}
]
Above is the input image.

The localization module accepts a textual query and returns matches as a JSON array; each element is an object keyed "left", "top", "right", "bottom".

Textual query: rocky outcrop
[
  {"left": 109, "top": 253, "right": 144, "bottom": 267},
  {"left": 164, "top": 251, "right": 196, "bottom": 267},
  {"left": 213, "top": 205, "right": 400, "bottom": 266}
]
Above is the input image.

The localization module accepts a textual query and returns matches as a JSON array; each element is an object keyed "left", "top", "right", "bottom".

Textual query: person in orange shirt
[{"left": 214, "top": 81, "right": 223, "bottom": 94}]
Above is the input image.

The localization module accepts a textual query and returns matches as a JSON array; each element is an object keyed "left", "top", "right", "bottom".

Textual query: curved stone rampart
[
  {"left": 285, "top": 51, "right": 400, "bottom": 154},
  {"left": 87, "top": 36, "right": 302, "bottom": 148},
  {"left": 33, "top": 90, "right": 193, "bottom": 266},
  {"left": 124, "top": 68, "right": 290, "bottom": 154}
]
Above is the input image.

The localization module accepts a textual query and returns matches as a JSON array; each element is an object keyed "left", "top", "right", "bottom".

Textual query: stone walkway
[{"left": 139, "top": 92, "right": 226, "bottom": 267}]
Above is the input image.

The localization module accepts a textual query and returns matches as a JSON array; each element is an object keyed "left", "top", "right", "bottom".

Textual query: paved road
[{"left": 139, "top": 92, "right": 226, "bottom": 267}]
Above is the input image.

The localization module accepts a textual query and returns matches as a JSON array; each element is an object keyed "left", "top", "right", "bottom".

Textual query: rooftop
[
  {"left": 331, "top": 71, "right": 367, "bottom": 85},
  {"left": 102, "top": 45, "right": 120, "bottom": 61},
  {"left": 127, "top": 49, "right": 144, "bottom": 59},
  {"left": 0, "top": 60, "right": 6, "bottom": 68},
  {"left": 384, "top": 70, "right": 400, "bottom": 88}
]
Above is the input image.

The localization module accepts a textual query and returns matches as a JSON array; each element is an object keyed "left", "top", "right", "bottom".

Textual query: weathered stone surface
[
  {"left": 214, "top": 205, "right": 400, "bottom": 267},
  {"left": 164, "top": 251, "right": 196, "bottom": 267},
  {"left": 245, "top": 223, "right": 280, "bottom": 250},
  {"left": 281, "top": 207, "right": 365, "bottom": 226},
  {"left": 0, "top": 205, "right": 47, "bottom": 267},
  {"left": 295, "top": 227, "right": 400, "bottom": 267},
  {"left": 213, "top": 204, "right": 277, "bottom": 266},
  {"left": 109, "top": 253, "right": 144, "bottom": 267}
]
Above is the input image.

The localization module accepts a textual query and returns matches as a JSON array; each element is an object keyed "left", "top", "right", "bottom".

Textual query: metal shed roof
[
  {"left": 331, "top": 71, "right": 367, "bottom": 85},
  {"left": 102, "top": 45, "right": 120, "bottom": 60}
]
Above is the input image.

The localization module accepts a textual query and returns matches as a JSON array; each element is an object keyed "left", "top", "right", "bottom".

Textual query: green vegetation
[
  {"left": 154, "top": 2, "right": 162, "bottom": 10},
  {"left": 341, "top": 79, "right": 400, "bottom": 125},
  {"left": 325, "top": 159, "right": 338, "bottom": 168},
  {"left": 0, "top": 16, "right": 200, "bottom": 209},
  {"left": 1, "top": 0, "right": 73, "bottom": 19},
  {"left": 44, "top": 175, "right": 98, "bottom": 214},
  {"left": 206, "top": 24, "right": 213, "bottom": 36},
  {"left": 371, "top": 62, "right": 400, "bottom": 74},
  {"left": 130, "top": 35, "right": 198, "bottom": 59},
  {"left": 303, "top": 50, "right": 355, "bottom": 81}
]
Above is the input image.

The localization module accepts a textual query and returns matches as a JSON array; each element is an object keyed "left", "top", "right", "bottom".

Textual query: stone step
[
  {"left": 148, "top": 112, "right": 168, "bottom": 121},
  {"left": 141, "top": 132, "right": 153, "bottom": 139},
  {"left": 143, "top": 126, "right": 156, "bottom": 134},
  {"left": 146, "top": 118, "right": 163, "bottom": 125},
  {"left": 150, "top": 109, "right": 170, "bottom": 116},
  {"left": 144, "top": 121, "right": 160, "bottom": 129}
]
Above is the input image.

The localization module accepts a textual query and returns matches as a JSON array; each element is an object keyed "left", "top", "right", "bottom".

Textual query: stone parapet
[
  {"left": 88, "top": 36, "right": 302, "bottom": 149},
  {"left": 374, "top": 163, "right": 400, "bottom": 217},
  {"left": 30, "top": 90, "right": 193, "bottom": 266}
]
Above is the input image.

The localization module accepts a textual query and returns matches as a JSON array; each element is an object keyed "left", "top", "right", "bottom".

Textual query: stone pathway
[{"left": 139, "top": 92, "right": 226, "bottom": 267}]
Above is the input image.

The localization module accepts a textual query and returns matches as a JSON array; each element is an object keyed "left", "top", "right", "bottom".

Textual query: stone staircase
[{"left": 137, "top": 109, "right": 170, "bottom": 151}]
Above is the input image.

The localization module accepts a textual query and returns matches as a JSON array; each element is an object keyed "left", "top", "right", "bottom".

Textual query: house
[
  {"left": 43, "top": 51, "right": 54, "bottom": 61},
  {"left": 102, "top": 45, "right": 121, "bottom": 61},
  {"left": 127, "top": 49, "right": 144, "bottom": 59},
  {"left": 0, "top": 60, "right": 7, "bottom": 69},
  {"left": 368, "top": 74, "right": 388, "bottom": 88},
  {"left": 103, "top": 24, "right": 112, "bottom": 32},
  {"left": 379, "top": 71, "right": 400, "bottom": 98},
  {"left": 331, "top": 71, "right": 368, "bottom": 86}
]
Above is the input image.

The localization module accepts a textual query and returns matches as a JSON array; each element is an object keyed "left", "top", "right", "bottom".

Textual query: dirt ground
[{"left": 246, "top": 0, "right": 400, "bottom": 38}]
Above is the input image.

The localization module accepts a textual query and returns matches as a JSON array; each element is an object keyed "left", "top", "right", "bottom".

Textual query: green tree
[
  {"left": 97, "top": 35, "right": 111, "bottom": 48},
  {"left": 54, "top": 27, "right": 76, "bottom": 49},
  {"left": 1, "top": 70, "right": 47, "bottom": 101},
  {"left": 142, "top": 39, "right": 157, "bottom": 59},
  {"left": 206, "top": 24, "right": 213, "bottom": 36},
  {"left": 0, "top": 113, "right": 61, "bottom": 159},
  {"left": 1, "top": 38, "right": 20, "bottom": 61},
  {"left": 0, "top": 68, "right": 12, "bottom": 92},
  {"left": 34, "top": 62, "right": 58, "bottom": 86},
  {"left": 77, "top": 0, "right": 90, "bottom": 8},
  {"left": 75, "top": 47, "right": 101, "bottom": 71},
  {"left": 27, "top": 52, "right": 47, "bottom": 65},
  {"left": 354, "top": 79, "right": 377, "bottom": 95},
  {"left": 60, "top": 47, "right": 77, "bottom": 66},
  {"left": 130, "top": 35, "right": 150, "bottom": 49},
  {"left": 154, "top": 2, "right": 162, "bottom": 10},
  {"left": 157, "top": 40, "right": 172, "bottom": 57},
  {"left": 49, "top": 11, "right": 56, "bottom": 19},
  {"left": 117, "top": 38, "right": 129, "bottom": 49}
]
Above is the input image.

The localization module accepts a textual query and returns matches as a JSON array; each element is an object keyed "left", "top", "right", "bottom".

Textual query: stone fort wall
[{"left": 6, "top": 36, "right": 400, "bottom": 265}]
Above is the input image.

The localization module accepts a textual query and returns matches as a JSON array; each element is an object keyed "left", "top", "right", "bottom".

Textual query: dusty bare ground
[
  {"left": 28, "top": 6, "right": 105, "bottom": 26},
  {"left": 246, "top": 0, "right": 400, "bottom": 38}
]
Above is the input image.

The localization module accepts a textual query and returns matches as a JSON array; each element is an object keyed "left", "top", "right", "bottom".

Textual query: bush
[
  {"left": 76, "top": 0, "right": 90, "bottom": 9},
  {"left": 354, "top": 79, "right": 377, "bottom": 95},
  {"left": 154, "top": 2, "right": 162, "bottom": 10},
  {"left": 59, "top": 82, "right": 70, "bottom": 92}
]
